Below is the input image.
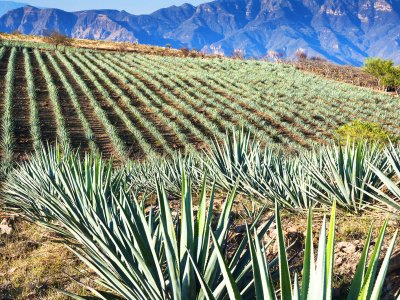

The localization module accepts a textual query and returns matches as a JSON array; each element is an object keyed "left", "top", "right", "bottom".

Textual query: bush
[
  {"left": 46, "top": 32, "right": 71, "bottom": 50},
  {"left": 363, "top": 57, "right": 400, "bottom": 93},
  {"left": 335, "top": 119, "right": 398, "bottom": 145},
  {"left": 180, "top": 47, "right": 190, "bottom": 57}
]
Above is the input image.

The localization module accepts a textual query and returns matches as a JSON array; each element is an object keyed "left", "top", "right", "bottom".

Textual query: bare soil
[
  {"left": 64, "top": 54, "right": 139, "bottom": 160},
  {"left": 42, "top": 52, "right": 90, "bottom": 155},
  {"left": 53, "top": 53, "right": 117, "bottom": 159},
  {"left": 30, "top": 49, "right": 58, "bottom": 145},
  {"left": 12, "top": 49, "right": 34, "bottom": 160}
]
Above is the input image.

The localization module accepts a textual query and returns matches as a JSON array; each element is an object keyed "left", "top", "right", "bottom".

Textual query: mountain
[
  {"left": 0, "top": 1, "right": 26, "bottom": 16},
  {"left": 1, "top": 0, "right": 400, "bottom": 65}
]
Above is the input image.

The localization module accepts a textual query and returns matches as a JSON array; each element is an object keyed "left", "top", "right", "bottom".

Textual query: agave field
[
  {"left": 1, "top": 41, "right": 400, "bottom": 299},
  {"left": 0, "top": 43, "right": 400, "bottom": 169},
  {"left": 3, "top": 136, "right": 400, "bottom": 299}
]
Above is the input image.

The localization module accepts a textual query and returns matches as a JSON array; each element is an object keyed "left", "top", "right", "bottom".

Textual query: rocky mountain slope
[{"left": 1, "top": 0, "right": 399, "bottom": 65}]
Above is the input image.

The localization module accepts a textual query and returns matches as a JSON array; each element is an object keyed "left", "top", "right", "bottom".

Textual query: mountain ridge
[{"left": 1, "top": 0, "right": 399, "bottom": 65}]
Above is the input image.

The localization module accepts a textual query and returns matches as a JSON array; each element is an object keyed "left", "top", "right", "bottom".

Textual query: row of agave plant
[
  {"left": 125, "top": 129, "right": 400, "bottom": 214},
  {"left": 2, "top": 144, "right": 398, "bottom": 299},
  {"left": 3, "top": 129, "right": 400, "bottom": 298}
]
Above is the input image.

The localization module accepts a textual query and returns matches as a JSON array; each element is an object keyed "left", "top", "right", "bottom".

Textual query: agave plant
[
  {"left": 4, "top": 144, "right": 398, "bottom": 299},
  {"left": 3, "top": 145, "right": 275, "bottom": 300},
  {"left": 305, "top": 142, "right": 389, "bottom": 213},
  {"left": 205, "top": 128, "right": 259, "bottom": 190},
  {"left": 239, "top": 155, "right": 318, "bottom": 210},
  {"left": 365, "top": 142, "right": 400, "bottom": 212},
  {"left": 205, "top": 129, "right": 318, "bottom": 210},
  {"left": 192, "top": 202, "right": 398, "bottom": 300},
  {"left": 124, "top": 153, "right": 205, "bottom": 197}
]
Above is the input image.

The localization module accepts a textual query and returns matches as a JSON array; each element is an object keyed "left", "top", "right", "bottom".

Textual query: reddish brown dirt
[
  {"left": 29, "top": 49, "right": 58, "bottom": 145},
  {"left": 0, "top": 48, "right": 10, "bottom": 160},
  {"left": 53, "top": 54, "right": 117, "bottom": 159},
  {"left": 292, "top": 60, "right": 381, "bottom": 91},
  {"left": 64, "top": 54, "right": 140, "bottom": 159},
  {"left": 12, "top": 49, "right": 34, "bottom": 160},
  {"left": 42, "top": 53, "right": 90, "bottom": 155}
]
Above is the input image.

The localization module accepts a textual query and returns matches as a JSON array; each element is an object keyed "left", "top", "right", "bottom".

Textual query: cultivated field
[
  {"left": 1, "top": 40, "right": 400, "bottom": 299},
  {"left": 0, "top": 44, "right": 399, "bottom": 166}
]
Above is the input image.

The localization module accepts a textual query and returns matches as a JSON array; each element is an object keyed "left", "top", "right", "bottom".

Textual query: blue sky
[{"left": 16, "top": 1, "right": 207, "bottom": 14}]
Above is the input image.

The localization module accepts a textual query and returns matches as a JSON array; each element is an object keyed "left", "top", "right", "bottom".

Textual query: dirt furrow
[
  {"left": 29, "top": 50, "right": 57, "bottom": 144},
  {"left": 12, "top": 49, "right": 34, "bottom": 160},
  {"left": 64, "top": 54, "right": 141, "bottom": 159},
  {"left": 0, "top": 48, "right": 11, "bottom": 159},
  {"left": 53, "top": 54, "right": 118, "bottom": 159},
  {"left": 42, "top": 53, "right": 90, "bottom": 154},
  {"left": 86, "top": 54, "right": 184, "bottom": 154}
]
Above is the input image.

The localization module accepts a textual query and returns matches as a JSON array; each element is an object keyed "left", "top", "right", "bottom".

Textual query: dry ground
[{"left": 0, "top": 33, "right": 206, "bottom": 58}]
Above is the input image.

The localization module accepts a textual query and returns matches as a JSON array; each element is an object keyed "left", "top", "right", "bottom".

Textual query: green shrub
[
  {"left": 335, "top": 119, "right": 397, "bottom": 145},
  {"left": 363, "top": 57, "right": 400, "bottom": 93}
]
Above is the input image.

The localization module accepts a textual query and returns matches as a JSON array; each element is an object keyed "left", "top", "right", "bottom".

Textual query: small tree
[
  {"left": 267, "top": 50, "right": 285, "bottom": 62},
  {"left": 118, "top": 42, "right": 130, "bottom": 53},
  {"left": 232, "top": 48, "right": 246, "bottom": 59},
  {"left": 46, "top": 32, "right": 71, "bottom": 50},
  {"left": 180, "top": 47, "right": 190, "bottom": 57},
  {"left": 363, "top": 57, "right": 400, "bottom": 93},
  {"left": 381, "top": 67, "right": 400, "bottom": 95},
  {"left": 295, "top": 49, "right": 307, "bottom": 61}
]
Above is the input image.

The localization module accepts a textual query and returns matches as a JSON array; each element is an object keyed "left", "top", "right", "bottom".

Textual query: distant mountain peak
[{"left": 1, "top": 0, "right": 399, "bottom": 65}]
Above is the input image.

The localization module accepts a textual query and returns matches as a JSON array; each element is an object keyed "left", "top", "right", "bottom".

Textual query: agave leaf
[
  {"left": 308, "top": 215, "right": 327, "bottom": 300},
  {"left": 367, "top": 163, "right": 400, "bottom": 212},
  {"left": 156, "top": 181, "right": 181, "bottom": 300},
  {"left": 253, "top": 228, "right": 276, "bottom": 300},
  {"left": 301, "top": 208, "right": 313, "bottom": 299},
  {"left": 202, "top": 183, "right": 237, "bottom": 291},
  {"left": 358, "top": 220, "right": 388, "bottom": 299},
  {"left": 187, "top": 251, "right": 216, "bottom": 300},
  {"left": 347, "top": 225, "right": 373, "bottom": 300},
  {"left": 370, "top": 230, "right": 398, "bottom": 300},
  {"left": 247, "top": 225, "right": 264, "bottom": 300},
  {"left": 180, "top": 171, "right": 195, "bottom": 299},
  {"left": 326, "top": 201, "right": 337, "bottom": 300},
  {"left": 275, "top": 202, "right": 292, "bottom": 300},
  {"left": 196, "top": 175, "right": 216, "bottom": 272},
  {"left": 293, "top": 273, "right": 300, "bottom": 300},
  {"left": 210, "top": 230, "right": 242, "bottom": 300}
]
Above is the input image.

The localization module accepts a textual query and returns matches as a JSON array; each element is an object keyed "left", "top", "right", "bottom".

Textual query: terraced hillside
[{"left": 0, "top": 44, "right": 399, "bottom": 164}]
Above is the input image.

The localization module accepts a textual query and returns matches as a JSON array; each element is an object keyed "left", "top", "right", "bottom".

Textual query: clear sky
[{"left": 16, "top": 1, "right": 208, "bottom": 14}]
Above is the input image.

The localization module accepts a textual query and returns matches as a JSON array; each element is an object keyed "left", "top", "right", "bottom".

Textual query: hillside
[
  {"left": 0, "top": 40, "right": 398, "bottom": 164},
  {"left": 1, "top": 40, "right": 400, "bottom": 300},
  {"left": 1, "top": 0, "right": 400, "bottom": 65}
]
